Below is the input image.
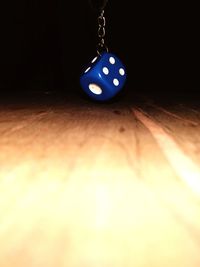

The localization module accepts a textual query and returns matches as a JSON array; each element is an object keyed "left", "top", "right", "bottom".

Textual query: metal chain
[{"left": 97, "top": 10, "right": 108, "bottom": 55}]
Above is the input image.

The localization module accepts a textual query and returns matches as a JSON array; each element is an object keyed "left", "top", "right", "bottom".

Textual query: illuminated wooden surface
[{"left": 0, "top": 93, "right": 200, "bottom": 267}]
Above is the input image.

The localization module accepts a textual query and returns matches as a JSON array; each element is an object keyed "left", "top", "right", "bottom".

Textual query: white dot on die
[
  {"left": 113, "top": 78, "right": 119, "bottom": 86},
  {"left": 103, "top": 67, "right": 109, "bottom": 75},
  {"left": 85, "top": 67, "right": 91, "bottom": 73},
  {"left": 89, "top": 83, "right": 102, "bottom": 95},
  {"left": 119, "top": 68, "right": 125, "bottom": 76},
  {"left": 91, "top": 57, "right": 97, "bottom": 63},
  {"left": 109, "top": 57, "right": 115, "bottom": 64}
]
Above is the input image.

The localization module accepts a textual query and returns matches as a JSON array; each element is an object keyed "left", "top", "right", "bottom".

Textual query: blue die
[{"left": 80, "top": 52, "right": 127, "bottom": 101}]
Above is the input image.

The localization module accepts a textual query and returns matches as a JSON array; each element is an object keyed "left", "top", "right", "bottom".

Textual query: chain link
[{"left": 97, "top": 10, "right": 108, "bottom": 55}]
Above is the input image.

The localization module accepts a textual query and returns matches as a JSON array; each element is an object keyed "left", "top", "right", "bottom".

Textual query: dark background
[{"left": 0, "top": 0, "right": 199, "bottom": 97}]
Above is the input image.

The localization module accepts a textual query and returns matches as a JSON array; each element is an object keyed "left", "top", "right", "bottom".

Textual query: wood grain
[{"left": 0, "top": 94, "right": 200, "bottom": 267}]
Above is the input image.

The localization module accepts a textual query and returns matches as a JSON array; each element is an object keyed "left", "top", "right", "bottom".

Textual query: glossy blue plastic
[{"left": 80, "top": 52, "right": 127, "bottom": 101}]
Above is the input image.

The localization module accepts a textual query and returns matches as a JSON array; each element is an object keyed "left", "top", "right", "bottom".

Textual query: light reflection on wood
[{"left": 0, "top": 101, "right": 200, "bottom": 267}]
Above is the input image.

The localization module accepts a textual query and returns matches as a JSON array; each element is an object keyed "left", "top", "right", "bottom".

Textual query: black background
[{"left": 0, "top": 0, "right": 199, "bottom": 97}]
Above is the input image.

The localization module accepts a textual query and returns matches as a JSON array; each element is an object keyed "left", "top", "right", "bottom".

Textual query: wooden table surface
[{"left": 0, "top": 92, "right": 200, "bottom": 267}]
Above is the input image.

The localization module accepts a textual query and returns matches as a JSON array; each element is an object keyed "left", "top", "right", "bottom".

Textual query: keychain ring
[{"left": 97, "top": 41, "right": 109, "bottom": 56}]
